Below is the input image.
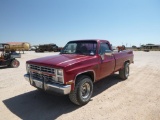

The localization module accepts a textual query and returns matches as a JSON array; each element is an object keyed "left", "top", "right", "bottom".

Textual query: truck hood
[{"left": 27, "top": 54, "right": 96, "bottom": 68}]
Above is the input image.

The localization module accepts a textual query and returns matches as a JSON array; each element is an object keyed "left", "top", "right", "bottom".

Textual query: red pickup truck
[{"left": 24, "top": 39, "right": 134, "bottom": 105}]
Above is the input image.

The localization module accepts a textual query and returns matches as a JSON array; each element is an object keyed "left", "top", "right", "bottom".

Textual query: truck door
[{"left": 98, "top": 42, "right": 115, "bottom": 79}]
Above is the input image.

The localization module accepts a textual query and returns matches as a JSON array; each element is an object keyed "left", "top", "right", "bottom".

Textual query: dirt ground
[{"left": 0, "top": 51, "right": 160, "bottom": 120}]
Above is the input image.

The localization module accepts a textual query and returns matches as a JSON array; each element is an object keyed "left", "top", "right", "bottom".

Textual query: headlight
[
  {"left": 57, "top": 69, "right": 63, "bottom": 76},
  {"left": 56, "top": 69, "right": 64, "bottom": 83},
  {"left": 26, "top": 64, "right": 30, "bottom": 74}
]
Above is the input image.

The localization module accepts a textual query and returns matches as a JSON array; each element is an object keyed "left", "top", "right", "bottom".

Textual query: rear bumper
[{"left": 24, "top": 74, "right": 71, "bottom": 95}]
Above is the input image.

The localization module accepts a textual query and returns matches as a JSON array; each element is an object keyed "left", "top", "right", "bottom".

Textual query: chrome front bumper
[{"left": 24, "top": 74, "right": 71, "bottom": 95}]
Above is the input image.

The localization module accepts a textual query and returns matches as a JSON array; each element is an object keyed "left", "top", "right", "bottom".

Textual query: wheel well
[
  {"left": 125, "top": 60, "right": 130, "bottom": 64},
  {"left": 75, "top": 71, "right": 95, "bottom": 84}
]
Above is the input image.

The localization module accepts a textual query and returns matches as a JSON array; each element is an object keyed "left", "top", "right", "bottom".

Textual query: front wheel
[
  {"left": 69, "top": 75, "right": 93, "bottom": 106},
  {"left": 119, "top": 62, "right": 129, "bottom": 80},
  {"left": 10, "top": 59, "right": 20, "bottom": 68}
]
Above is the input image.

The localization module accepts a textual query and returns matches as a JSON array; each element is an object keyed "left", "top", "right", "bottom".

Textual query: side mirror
[
  {"left": 100, "top": 50, "right": 113, "bottom": 60},
  {"left": 100, "top": 54, "right": 105, "bottom": 60},
  {"left": 105, "top": 50, "right": 113, "bottom": 56}
]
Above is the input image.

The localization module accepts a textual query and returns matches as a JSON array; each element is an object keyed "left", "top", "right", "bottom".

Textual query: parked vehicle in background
[
  {"left": 0, "top": 43, "right": 20, "bottom": 68},
  {"left": 35, "top": 44, "right": 62, "bottom": 52},
  {"left": 57, "top": 47, "right": 63, "bottom": 52},
  {"left": 144, "top": 49, "right": 150, "bottom": 52},
  {"left": 24, "top": 39, "right": 134, "bottom": 105},
  {"left": 29, "top": 46, "right": 38, "bottom": 51},
  {"left": 5, "top": 42, "right": 31, "bottom": 54}
]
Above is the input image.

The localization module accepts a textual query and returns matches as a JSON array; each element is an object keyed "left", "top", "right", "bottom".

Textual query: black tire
[
  {"left": 10, "top": 59, "right": 20, "bottom": 68},
  {"left": 69, "top": 75, "right": 93, "bottom": 106},
  {"left": 119, "top": 62, "right": 129, "bottom": 80}
]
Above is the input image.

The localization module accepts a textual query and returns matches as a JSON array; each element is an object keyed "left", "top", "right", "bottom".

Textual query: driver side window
[{"left": 99, "top": 43, "right": 110, "bottom": 55}]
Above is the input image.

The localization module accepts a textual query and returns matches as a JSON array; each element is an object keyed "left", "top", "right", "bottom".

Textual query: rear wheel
[
  {"left": 69, "top": 75, "right": 93, "bottom": 106},
  {"left": 10, "top": 59, "right": 20, "bottom": 68},
  {"left": 119, "top": 62, "right": 129, "bottom": 80}
]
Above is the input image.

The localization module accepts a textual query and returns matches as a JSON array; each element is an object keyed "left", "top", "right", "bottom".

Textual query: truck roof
[{"left": 69, "top": 39, "right": 109, "bottom": 43}]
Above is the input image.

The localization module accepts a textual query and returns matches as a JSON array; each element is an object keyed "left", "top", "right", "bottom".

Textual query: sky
[{"left": 0, "top": 0, "right": 160, "bottom": 47}]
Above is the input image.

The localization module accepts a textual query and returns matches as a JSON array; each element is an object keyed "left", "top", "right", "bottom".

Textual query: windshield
[{"left": 60, "top": 41, "right": 97, "bottom": 55}]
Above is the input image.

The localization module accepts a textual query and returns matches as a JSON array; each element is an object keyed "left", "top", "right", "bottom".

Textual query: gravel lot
[{"left": 0, "top": 51, "right": 160, "bottom": 120}]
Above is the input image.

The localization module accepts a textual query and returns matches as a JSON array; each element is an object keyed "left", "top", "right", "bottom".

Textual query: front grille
[
  {"left": 31, "top": 72, "right": 60, "bottom": 83},
  {"left": 29, "top": 64, "right": 61, "bottom": 84},
  {"left": 30, "top": 64, "right": 55, "bottom": 74},
  {"left": 32, "top": 72, "right": 54, "bottom": 81}
]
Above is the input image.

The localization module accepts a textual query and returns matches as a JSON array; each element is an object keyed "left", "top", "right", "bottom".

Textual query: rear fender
[{"left": 120, "top": 60, "right": 130, "bottom": 70}]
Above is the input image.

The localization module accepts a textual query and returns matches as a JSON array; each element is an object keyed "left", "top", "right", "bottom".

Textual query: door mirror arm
[{"left": 100, "top": 50, "right": 113, "bottom": 61}]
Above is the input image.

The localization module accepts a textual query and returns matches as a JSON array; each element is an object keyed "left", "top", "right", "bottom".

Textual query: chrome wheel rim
[{"left": 81, "top": 83, "right": 91, "bottom": 99}]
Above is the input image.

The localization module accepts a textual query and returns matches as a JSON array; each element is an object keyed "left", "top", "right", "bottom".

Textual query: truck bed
[{"left": 113, "top": 50, "right": 134, "bottom": 72}]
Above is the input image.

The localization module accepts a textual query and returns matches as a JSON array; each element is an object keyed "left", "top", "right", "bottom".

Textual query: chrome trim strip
[
  {"left": 29, "top": 64, "right": 55, "bottom": 69},
  {"left": 30, "top": 69, "right": 55, "bottom": 76},
  {"left": 29, "top": 64, "right": 55, "bottom": 73}
]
